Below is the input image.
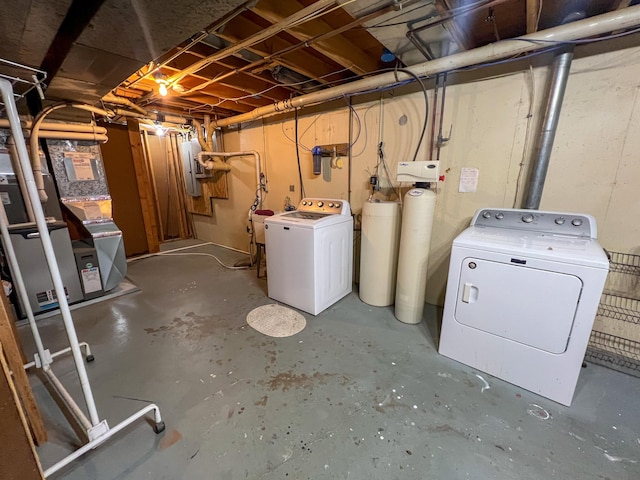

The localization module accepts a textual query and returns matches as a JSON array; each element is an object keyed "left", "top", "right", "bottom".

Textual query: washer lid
[
  {"left": 454, "top": 226, "right": 609, "bottom": 269},
  {"left": 265, "top": 211, "right": 351, "bottom": 229}
]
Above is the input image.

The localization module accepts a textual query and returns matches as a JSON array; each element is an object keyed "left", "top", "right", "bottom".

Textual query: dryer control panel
[{"left": 471, "top": 208, "right": 596, "bottom": 238}]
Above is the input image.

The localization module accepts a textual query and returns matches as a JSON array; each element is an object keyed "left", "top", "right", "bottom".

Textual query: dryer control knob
[
  {"left": 555, "top": 217, "right": 566, "bottom": 225},
  {"left": 522, "top": 213, "right": 534, "bottom": 223},
  {"left": 571, "top": 218, "right": 583, "bottom": 227},
  {"left": 317, "top": 201, "right": 324, "bottom": 207},
  {"left": 308, "top": 201, "right": 313, "bottom": 206},
  {"left": 302, "top": 201, "right": 307, "bottom": 205},
  {"left": 328, "top": 202, "right": 334, "bottom": 207},
  {"left": 482, "top": 211, "right": 491, "bottom": 218},
  {"left": 335, "top": 203, "right": 341, "bottom": 208},
  {"left": 495, "top": 212, "right": 504, "bottom": 219}
]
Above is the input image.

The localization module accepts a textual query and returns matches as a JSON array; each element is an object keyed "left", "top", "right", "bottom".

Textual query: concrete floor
[{"left": 21, "top": 241, "right": 640, "bottom": 479}]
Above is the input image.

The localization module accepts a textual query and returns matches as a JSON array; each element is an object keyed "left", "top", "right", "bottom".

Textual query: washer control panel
[
  {"left": 471, "top": 208, "right": 595, "bottom": 238},
  {"left": 298, "top": 198, "right": 351, "bottom": 215}
]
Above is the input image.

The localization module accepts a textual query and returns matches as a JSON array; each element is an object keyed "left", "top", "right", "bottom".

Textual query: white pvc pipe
[
  {"left": 196, "top": 150, "right": 263, "bottom": 206},
  {"left": 212, "top": 5, "right": 640, "bottom": 128},
  {"left": 0, "top": 119, "right": 107, "bottom": 134},
  {"left": 0, "top": 200, "right": 47, "bottom": 365},
  {"left": 30, "top": 103, "right": 112, "bottom": 203},
  {"left": 43, "top": 403, "right": 163, "bottom": 477},
  {"left": 0, "top": 84, "right": 102, "bottom": 427},
  {"left": 24, "top": 342, "right": 91, "bottom": 370},
  {"left": 37, "top": 131, "right": 108, "bottom": 142}
]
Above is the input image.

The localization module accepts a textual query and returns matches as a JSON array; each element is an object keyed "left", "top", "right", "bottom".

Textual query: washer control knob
[
  {"left": 308, "top": 201, "right": 313, "bottom": 206},
  {"left": 335, "top": 203, "right": 341, "bottom": 208},
  {"left": 317, "top": 201, "right": 324, "bottom": 207},
  {"left": 328, "top": 202, "right": 334, "bottom": 207},
  {"left": 555, "top": 217, "right": 565, "bottom": 225},
  {"left": 495, "top": 212, "right": 504, "bottom": 220},
  {"left": 571, "top": 218, "right": 583, "bottom": 227},
  {"left": 482, "top": 211, "right": 491, "bottom": 218},
  {"left": 522, "top": 213, "right": 534, "bottom": 223}
]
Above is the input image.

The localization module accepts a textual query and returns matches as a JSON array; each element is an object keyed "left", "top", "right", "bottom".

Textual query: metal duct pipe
[
  {"left": 523, "top": 48, "right": 574, "bottom": 209},
  {"left": 211, "top": 5, "right": 640, "bottom": 128}
]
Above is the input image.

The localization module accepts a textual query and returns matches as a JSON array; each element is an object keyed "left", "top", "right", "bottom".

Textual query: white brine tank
[
  {"left": 395, "top": 188, "right": 436, "bottom": 324},
  {"left": 359, "top": 199, "right": 401, "bottom": 307}
]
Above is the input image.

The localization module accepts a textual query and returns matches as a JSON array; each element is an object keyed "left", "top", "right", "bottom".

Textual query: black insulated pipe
[{"left": 523, "top": 48, "right": 574, "bottom": 210}]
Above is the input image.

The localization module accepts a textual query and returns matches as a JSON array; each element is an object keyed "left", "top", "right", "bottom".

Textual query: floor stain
[
  {"left": 255, "top": 395, "right": 268, "bottom": 406},
  {"left": 259, "top": 371, "right": 349, "bottom": 391},
  {"left": 158, "top": 429, "right": 182, "bottom": 450}
]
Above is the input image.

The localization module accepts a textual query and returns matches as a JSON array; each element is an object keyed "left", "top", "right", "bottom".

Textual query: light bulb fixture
[
  {"left": 155, "top": 122, "right": 165, "bottom": 136},
  {"left": 158, "top": 82, "right": 168, "bottom": 96}
]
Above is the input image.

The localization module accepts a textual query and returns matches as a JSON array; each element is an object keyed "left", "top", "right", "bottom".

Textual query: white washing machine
[
  {"left": 265, "top": 198, "right": 353, "bottom": 315},
  {"left": 439, "top": 208, "right": 609, "bottom": 406}
]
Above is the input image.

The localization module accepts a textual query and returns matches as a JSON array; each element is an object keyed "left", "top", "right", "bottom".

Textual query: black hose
[{"left": 395, "top": 68, "right": 429, "bottom": 162}]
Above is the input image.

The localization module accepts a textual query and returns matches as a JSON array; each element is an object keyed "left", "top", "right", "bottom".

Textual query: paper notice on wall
[
  {"left": 459, "top": 167, "right": 479, "bottom": 193},
  {"left": 65, "top": 152, "right": 95, "bottom": 180}
]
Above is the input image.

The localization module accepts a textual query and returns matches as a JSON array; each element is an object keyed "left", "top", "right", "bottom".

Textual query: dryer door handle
[{"left": 461, "top": 282, "right": 479, "bottom": 303}]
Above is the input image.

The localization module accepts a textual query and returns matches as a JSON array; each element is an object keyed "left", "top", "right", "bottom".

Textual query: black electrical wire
[
  {"left": 294, "top": 108, "right": 306, "bottom": 199},
  {"left": 394, "top": 68, "right": 429, "bottom": 162}
]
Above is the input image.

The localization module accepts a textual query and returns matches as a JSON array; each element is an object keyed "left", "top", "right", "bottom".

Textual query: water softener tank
[
  {"left": 359, "top": 200, "right": 401, "bottom": 306},
  {"left": 395, "top": 188, "right": 436, "bottom": 324}
]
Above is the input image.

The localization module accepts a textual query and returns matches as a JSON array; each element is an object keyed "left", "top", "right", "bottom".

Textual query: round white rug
[{"left": 246, "top": 304, "right": 306, "bottom": 337}]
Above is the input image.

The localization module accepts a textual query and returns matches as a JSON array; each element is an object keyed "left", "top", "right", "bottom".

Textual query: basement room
[{"left": 0, "top": 0, "right": 639, "bottom": 478}]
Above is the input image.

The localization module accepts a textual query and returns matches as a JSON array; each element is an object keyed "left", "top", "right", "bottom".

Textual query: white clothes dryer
[
  {"left": 265, "top": 198, "right": 353, "bottom": 315},
  {"left": 439, "top": 208, "right": 609, "bottom": 406}
]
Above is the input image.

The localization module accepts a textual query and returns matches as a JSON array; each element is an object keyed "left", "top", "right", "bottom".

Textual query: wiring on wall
[
  {"left": 294, "top": 108, "right": 306, "bottom": 199},
  {"left": 394, "top": 67, "right": 429, "bottom": 162},
  {"left": 513, "top": 64, "right": 537, "bottom": 208}
]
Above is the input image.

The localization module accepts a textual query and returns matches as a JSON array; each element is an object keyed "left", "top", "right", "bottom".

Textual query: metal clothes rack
[
  {"left": 0, "top": 61, "right": 164, "bottom": 477},
  {"left": 586, "top": 251, "right": 640, "bottom": 377}
]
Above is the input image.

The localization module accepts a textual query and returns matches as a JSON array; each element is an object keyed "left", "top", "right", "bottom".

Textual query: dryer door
[{"left": 454, "top": 257, "right": 582, "bottom": 354}]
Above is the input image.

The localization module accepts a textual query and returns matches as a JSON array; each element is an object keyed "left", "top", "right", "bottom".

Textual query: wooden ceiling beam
[
  {"left": 526, "top": 0, "right": 542, "bottom": 33},
  {"left": 251, "top": 0, "right": 380, "bottom": 75},
  {"left": 129, "top": 79, "right": 261, "bottom": 113},
  {"left": 217, "top": 15, "right": 352, "bottom": 83}
]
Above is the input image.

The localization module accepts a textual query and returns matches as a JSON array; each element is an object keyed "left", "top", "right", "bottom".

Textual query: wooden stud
[
  {"left": 0, "top": 344, "right": 45, "bottom": 480},
  {"left": 141, "top": 129, "right": 165, "bottom": 242},
  {"left": 0, "top": 293, "right": 47, "bottom": 445},
  {"left": 127, "top": 119, "right": 160, "bottom": 253},
  {"left": 526, "top": 0, "right": 542, "bottom": 33}
]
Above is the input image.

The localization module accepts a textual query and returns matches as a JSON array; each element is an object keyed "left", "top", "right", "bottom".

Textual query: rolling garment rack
[{"left": 0, "top": 60, "right": 164, "bottom": 477}]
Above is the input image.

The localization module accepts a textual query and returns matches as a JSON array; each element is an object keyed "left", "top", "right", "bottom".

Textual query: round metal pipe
[
  {"left": 211, "top": 5, "right": 640, "bottom": 128},
  {"left": 523, "top": 49, "right": 574, "bottom": 209}
]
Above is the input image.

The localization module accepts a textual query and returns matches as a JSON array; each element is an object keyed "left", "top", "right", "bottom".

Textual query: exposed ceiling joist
[{"left": 251, "top": 0, "right": 381, "bottom": 75}]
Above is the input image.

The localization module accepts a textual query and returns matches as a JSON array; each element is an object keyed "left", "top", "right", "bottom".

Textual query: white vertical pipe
[
  {"left": 0, "top": 81, "right": 101, "bottom": 426},
  {"left": 196, "top": 150, "right": 263, "bottom": 206},
  {"left": 0, "top": 202, "right": 47, "bottom": 362}
]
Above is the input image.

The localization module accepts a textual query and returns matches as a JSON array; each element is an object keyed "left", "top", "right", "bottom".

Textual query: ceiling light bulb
[
  {"left": 156, "top": 125, "right": 165, "bottom": 136},
  {"left": 159, "top": 83, "right": 168, "bottom": 96}
]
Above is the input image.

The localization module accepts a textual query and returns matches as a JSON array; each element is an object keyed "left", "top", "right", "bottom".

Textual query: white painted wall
[{"left": 192, "top": 40, "right": 640, "bottom": 306}]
